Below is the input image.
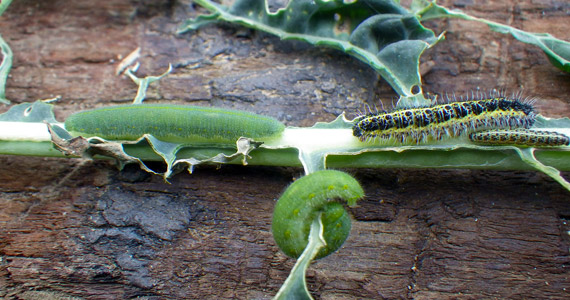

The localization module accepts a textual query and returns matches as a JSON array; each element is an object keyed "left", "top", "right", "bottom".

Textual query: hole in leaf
[
  {"left": 411, "top": 85, "right": 421, "bottom": 95},
  {"left": 24, "top": 106, "right": 33, "bottom": 117}
]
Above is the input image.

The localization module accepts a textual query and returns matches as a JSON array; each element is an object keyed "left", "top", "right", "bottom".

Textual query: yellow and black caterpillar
[
  {"left": 352, "top": 97, "right": 568, "bottom": 147},
  {"left": 470, "top": 129, "right": 569, "bottom": 147}
]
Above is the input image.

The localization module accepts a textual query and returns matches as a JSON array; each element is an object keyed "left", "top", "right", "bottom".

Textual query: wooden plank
[{"left": 0, "top": 0, "right": 569, "bottom": 299}]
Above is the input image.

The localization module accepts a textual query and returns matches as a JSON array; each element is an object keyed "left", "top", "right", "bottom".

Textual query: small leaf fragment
[{"left": 0, "top": 100, "right": 57, "bottom": 123}]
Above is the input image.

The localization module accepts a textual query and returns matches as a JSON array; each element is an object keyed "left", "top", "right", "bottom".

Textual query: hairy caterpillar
[
  {"left": 469, "top": 128, "right": 570, "bottom": 147},
  {"left": 352, "top": 97, "right": 536, "bottom": 144},
  {"left": 65, "top": 104, "right": 285, "bottom": 144},
  {"left": 272, "top": 170, "right": 364, "bottom": 259}
]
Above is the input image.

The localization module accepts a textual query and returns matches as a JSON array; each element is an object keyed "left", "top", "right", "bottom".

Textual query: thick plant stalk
[{"left": 1, "top": 121, "right": 568, "bottom": 172}]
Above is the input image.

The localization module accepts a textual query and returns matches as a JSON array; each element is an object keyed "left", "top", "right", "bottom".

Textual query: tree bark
[{"left": 0, "top": 0, "right": 569, "bottom": 299}]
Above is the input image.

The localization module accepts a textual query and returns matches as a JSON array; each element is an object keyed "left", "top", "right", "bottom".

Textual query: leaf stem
[
  {"left": 0, "top": 33, "right": 13, "bottom": 104},
  {"left": 273, "top": 216, "right": 326, "bottom": 300}
]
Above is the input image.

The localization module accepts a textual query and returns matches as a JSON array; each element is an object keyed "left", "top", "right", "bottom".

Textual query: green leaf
[
  {"left": 181, "top": 0, "right": 441, "bottom": 102},
  {"left": 516, "top": 147, "right": 570, "bottom": 191},
  {"left": 534, "top": 116, "right": 570, "bottom": 129},
  {"left": 144, "top": 135, "right": 184, "bottom": 178},
  {"left": 415, "top": 0, "right": 570, "bottom": 72},
  {"left": 0, "top": 100, "right": 57, "bottom": 123},
  {"left": 0, "top": 0, "right": 13, "bottom": 17}
]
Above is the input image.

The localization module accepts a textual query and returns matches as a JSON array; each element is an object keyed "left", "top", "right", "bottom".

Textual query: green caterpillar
[
  {"left": 65, "top": 104, "right": 285, "bottom": 144},
  {"left": 272, "top": 170, "right": 364, "bottom": 259}
]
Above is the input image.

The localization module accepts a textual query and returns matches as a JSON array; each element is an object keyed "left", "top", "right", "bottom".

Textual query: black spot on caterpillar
[
  {"left": 352, "top": 97, "right": 536, "bottom": 144},
  {"left": 469, "top": 128, "right": 570, "bottom": 147},
  {"left": 272, "top": 170, "right": 364, "bottom": 259},
  {"left": 65, "top": 104, "right": 285, "bottom": 144}
]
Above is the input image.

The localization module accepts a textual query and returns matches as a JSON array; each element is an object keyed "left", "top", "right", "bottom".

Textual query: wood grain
[{"left": 1, "top": 0, "right": 569, "bottom": 299}]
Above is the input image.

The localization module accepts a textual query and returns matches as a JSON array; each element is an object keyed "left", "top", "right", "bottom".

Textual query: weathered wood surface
[{"left": 1, "top": 0, "right": 570, "bottom": 299}]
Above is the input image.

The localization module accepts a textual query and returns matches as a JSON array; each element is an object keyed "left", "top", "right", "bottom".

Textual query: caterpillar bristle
[{"left": 353, "top": 95, "right": 537, "bottom": 145}]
